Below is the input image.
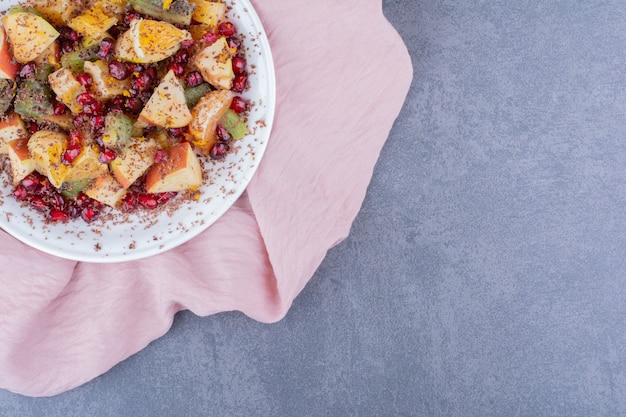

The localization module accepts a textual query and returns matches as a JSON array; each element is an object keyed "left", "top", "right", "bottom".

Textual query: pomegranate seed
[
  {"left": 109, "top": 96, "right": 126, "bottom": 110},
  {"left": 76, "top": 72, "right": 92, "bottom": 87},
  {"left": 181, "top": 38, "right": 194, "bottom": 48},
  {"left": 76, "top": 92, "right": 95, "bottom": 106},
  {"left": 73, "top": 113, "right": 91, "bottom": 129},
  {"left": 215, "top": 124, "right": 231, "bottom": 141},
  {"left": 228, "top": 37, "right": 240, "bottom": 50},
  {"left": 153, "top": 149, "right": 168, "bottom": 163},
  {"left": 74, "top": 193, "right": 91, "bottom": 207},
  {"left": 168, "top": 126, "right": 188, "bottom": 138},
  {"left": 49, "top": 194, "right": 66, "bottom": 210},
  {"left": 68, "top": 130, "right": 83, "bottom": 147},
  {"left": 21, "top": 175, "right": 40, "bottom": 190},
  {"left": 67, "top": 29, "right": 80, "bottom": 43},
  {"left": 122, "top": 193, "right": 138, "bottom": 211},
  {"left": 157, "top": 192, "right": 176, "bottom": 204},
  {"left": 80, "top": 206, "right": 100, "bottom": 223},
  {"left": 53, "top": 101, "right": 68, "bottom": 115},
  {"left": 13, "top": 185, "right": 28, "bottom": 200},
  {"left": 123, "top": 11, "right": 141, "bottom": 25},
  {"left": 232, "top": 56, "right": 246, "bottom": 75},
  {"left": 62, "top": 145, "right": 82, "bottom": 164},
  {"left": 230, "top": 96, "right": 248, "bottom": 113},
  {"left": 109, "top": 25, "right": 121, "bottom": 38},
  {"left": 202, "top": 32, "right": 220, "bottom": 45},
  {"left": 83, "top": 101, "right": 104, "bottom": 115},
  {"left": 210, "top": 141, "right": 230, "bottom": 159},
  {"left": 61, "top": 40, "right": 74, "bottom": 54},
  {"left": 37, "top": 179, "right": 53, "bottom": 195},
  {"left": 217, "top": 22, "right": 235, "bottom": 37},
  {"left": 132, "top": 72, "right": 153, "bottom": 91},
  {"left": 173, "top": 49, "right": 190, "bottom": 64},
  {"left": 232, "top": 73, "right": 247, "bottom": 92},
  {"left": 49, "top": 208, "right": 70, "bottom": 222},
  {"left": 28, "top": 122, "right": 38, "bottom": 134},
  {"left": 98, "top": 148, "right": 117, "bottom": 164},
  {"left": 30, "top": 196, "right": 47, "bottom": 212},
  {"left": 125, "top": 97, "right": 143, "bottom": 114},
  {"left": 92, "top": 115, "right": 106, "bottom": 131},
  {"left": 19, "top": 62, "right": 36, "bottom": 78},
  {"left": 184, "top": 71, "right": 203, "bottom": 87},
  {"left": 98, "top": 37, "right": 115, "bottom": 60},
  {"left": 168, "top": 63, "right": 185, "bottom": 77},
  {"left": 138, "top": 194, "right": 158, "bottom": 209},
  {"left": 108, "top": 60, "right": 130, "bottom": 80}
]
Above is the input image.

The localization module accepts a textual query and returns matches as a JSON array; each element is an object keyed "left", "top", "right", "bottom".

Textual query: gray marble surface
[{"left": 3, "top": 1, "right": 626, "bottom": 415}]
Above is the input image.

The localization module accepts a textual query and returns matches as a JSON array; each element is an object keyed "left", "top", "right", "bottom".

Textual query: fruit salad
[{"left": 0, "top": 0, "right": 250, "bottom": 223}]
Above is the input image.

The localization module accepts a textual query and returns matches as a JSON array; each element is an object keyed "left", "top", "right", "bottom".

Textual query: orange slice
[{"left": 131, "top": 19, "right": 191, "bottom": 63}]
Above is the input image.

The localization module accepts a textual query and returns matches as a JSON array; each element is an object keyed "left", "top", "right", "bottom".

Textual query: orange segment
[{"left": 132, "top": 19, "right": 191, "bottom": 63}]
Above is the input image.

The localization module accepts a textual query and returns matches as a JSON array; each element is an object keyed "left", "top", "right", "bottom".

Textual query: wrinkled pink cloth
[{"left": 0, "top": 0, "right": 412, "bottom": 397}]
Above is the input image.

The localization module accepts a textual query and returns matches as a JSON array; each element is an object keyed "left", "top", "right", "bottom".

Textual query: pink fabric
[{"left": 0, "top": 0, "right": 412, "bottom": 397}]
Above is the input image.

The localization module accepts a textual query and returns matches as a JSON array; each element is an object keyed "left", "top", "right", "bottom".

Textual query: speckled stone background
[{"left": 3, "top": 1, "right": 626, "bottom": 415}]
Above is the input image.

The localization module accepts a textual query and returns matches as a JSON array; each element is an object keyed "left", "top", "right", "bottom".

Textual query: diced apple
[
  {"left": 83, "top": 60, "right": 131, "bottom": 100},
  {"left": 145, "top": 141, "right": 202, "bottom": 193},
  {"left": 138, "top": 69, "right": 192, "bottom": 128},
  {"left": 27, "top": 130, "right": 69, "bottom": 188},
  {"left": 0, "top": 27, "right": 19, "bottom": 80},
  {"left": 190, "top": 0, "right": 227, "bottom": 29},
  {"left": 84, "top": 173, "right": 127, "bottom": 207},
  {"left": 1, "top": 12, "right": 60, "bottom": 64},
  {"left": 109, "top": 138, "right": 159, "bottom": 188},
  {"left": 34, "top": 40, "right": 62, "bottom": 70},
  {"left": 42, "top": 114, "right": 74, "bottom": 131},
  {"left": 192, "top": 36, "right": 234, "bottom": 90},
  {"left": 48, "top": 67, "right": 87, "bottom": 114},
  {"left": 0, "top": 112, "right": 28, "bottom": 154},
  {"left": 64, "top": 144, "right": 109, "bottom": 182},
  {"left": 189, "top": 89, "right": 234, "bottom": 154},
  {"left": 7, "top": 138, "right": 36, "bottom": 184}
]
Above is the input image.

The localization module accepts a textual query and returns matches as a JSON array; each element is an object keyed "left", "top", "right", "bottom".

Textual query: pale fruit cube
[
  {"left": 30, "top": 0, "right": 76, "bottom": 26},
  {"left": 138, "top": 69, "right": 192, "bottom": 128},
  {"left": 34, "top": 40, "right": 61, "bottom": 69},
  {"left": 109, "top": 138, "right": 159, "bottom": 188},
  {"left": 0, "top": 112, "right": 28, "bottom": 154},
  {"left": 84, "top": 174, "right": 127, "bottom": 207},
  {"left": 189, "top": 89, "right": 234, "bottom": 154},
  {"left": 27, "top": 130, "right": 69, "bottom": 188},
  {"left": 190, "top": 0, "right": 227, "bottom": 29},
  {"left": 145, "top": 141, "right": 202, "bottom": 193},
  {"left": 64, "top": 144, "right": 109, "bottom": 182},
  {"left": 83, "top": 60, "right": 131, "bottom": 100},
  {"left": 7, "top": 138, "right": 36, "bottom": 185},
  {"left": 192, "top": 36, "right": 234, "bottom": 90},
  {"left": 48, "top": 67, "right": 87, "bottom": 114},
  {"left": 68, "top": 6, "right": 118, "bottom": 40},
  {"left": 1, "top": 12, "right": 60, "bottom": 64}
]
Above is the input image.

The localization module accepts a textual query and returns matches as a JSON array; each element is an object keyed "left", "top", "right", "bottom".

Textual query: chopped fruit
[
  {"left": 145, "top": 141, "right": 201, "bottom": 193},
  {"left": 68, "top": 6, "right": 118, "bottom": 46},
  {"left": 7, "top": 138, "right": 36, "bottom": 184},
  {"left": 190, "top": 0, "right": 226, "bottom": 29},
  {"left": 48, "top": 67, "right": 88, "bottom": 114},
  {"left": 138, "top": 69, "right": 193, "bottom": 128},
  {"left": 192, "top": 36, "right": 234, "bottom": 90},
  {"left": 0, "top": 27, "right": 19, "bottom": 80},
  {"left": 110, "top": 138, "right": 159, "bottom": 188},
  {"left": 84, "top": 174, "right": 127, "bottom": 207},
  {"left": 115, "top": 19, "right": 191, "bottom": 64},
  {"left": 83, "top": 60, "right": 131, "bottom": 100},
  {"left": 27, "top": 130, "right": 70, "bottom": 188},
  {"left": 1, "top": 13, "right": 60, "bottom": 64},
  {"left": 189, "top": 89, "right": 234, "bottom": 154},
  {"left": 0, "top": 112, "right": 28, "bottom": 154}
]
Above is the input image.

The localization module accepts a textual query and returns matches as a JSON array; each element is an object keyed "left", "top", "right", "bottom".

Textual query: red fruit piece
[
  {"left": 138, "top": 194, "right": 158, "bottom": 209},
  {"left": 230, "top": 96, "right": 247, "bottom": 113},
  {"left": 232, "top": 73, "right": 247, "bottom": 92},
  {"left": 210, "top": 141, "right": 229, "bottom": 159},
  {"left": 98, "top": 148, "right": 117, "bottom": 164},
  {"left": 76, "top": 72, "right": 93, "bottom": 87},
  {"left": 217, "top": 22, "right": 235, "bottom": 37},
  {"left": 63, "top": 145, "right": 82, "bottom": 164},
  {"left": 49, "top": 208, "right": 70, "bottom": 222},
  {"left": 232, "top": 56, "right": 246, "bottom": 75},
  {"left": 80, "top": 206, "right": 100, "bottom": 223}
]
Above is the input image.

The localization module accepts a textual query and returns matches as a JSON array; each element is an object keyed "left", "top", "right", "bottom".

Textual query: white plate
[{"left": 0, "top": 0, "right": 275, "bottom": 263}]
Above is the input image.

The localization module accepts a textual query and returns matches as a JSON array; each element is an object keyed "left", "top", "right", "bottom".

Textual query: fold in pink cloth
[{"left": 0, "top": 0, "right": 412, "bottom": 396}]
